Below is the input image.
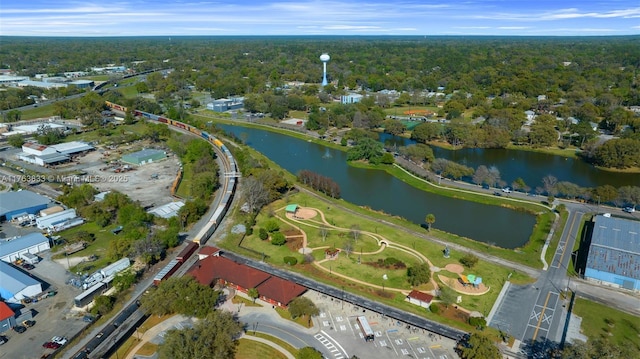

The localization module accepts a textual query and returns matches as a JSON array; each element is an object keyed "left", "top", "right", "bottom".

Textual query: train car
[
  {"left": 176, "top": 241, "right": 198, "bottom": 263},
  {"left": 171, "top": 120, "right": 187, "bottom": 130},
  {"left": 189, "top": 126, "right": 201, "bottom": 136},
  {"left": 201, "top": 131, "right": 209, "bottom": 140},
  {"left": 105, "top": 101, "right": 126, "bottom": 112},
  {"left": 193, "top": 216, "right": 216, "bottom": 245},
  {"left": 153, "top": 259, "right": 181, "bottom": 285},
  {"left": 214, "top": 139, "right": 224, "bottom": 148},
  {"left": 211, "top": 204, "right": 227, "bottom": 226},
  {"left": 158, "top": 116, "right": 169, "bottom": 124},
  {"left": 113, "top": 300, "right": 140, "bottom": 327}
]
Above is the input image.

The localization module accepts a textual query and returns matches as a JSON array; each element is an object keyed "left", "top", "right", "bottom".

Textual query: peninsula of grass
[{"left": 250, "top": 332, "right": 299, "bottom": 357}]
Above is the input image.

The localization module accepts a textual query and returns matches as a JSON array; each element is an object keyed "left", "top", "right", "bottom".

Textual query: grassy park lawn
[
  {"left": 572, "top": 298, "right": 640, "bottom": 348},
  {"left": 136, "top": 342, "right": 159, "bottom": 356},
  {"left": 275, "top": 307, "right": 314, "bottom": 328},
  {"left": 226, "top": 191, "right": 532, "bottom": 323},
  {"left": 236, "top": 338, "right": 288, "bottom": 359}
]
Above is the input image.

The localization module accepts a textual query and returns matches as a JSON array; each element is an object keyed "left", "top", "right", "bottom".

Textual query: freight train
[
  {"left": 153, "top": 241, "right": 198, "bottom": 285},
  {"left": 105, "top": 101, "right": 237, "bottom": 245}
]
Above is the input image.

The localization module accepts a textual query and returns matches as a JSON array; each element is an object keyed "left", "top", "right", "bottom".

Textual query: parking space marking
[{"left": 340, "top": 325, "right": 347, "bottom": 331}]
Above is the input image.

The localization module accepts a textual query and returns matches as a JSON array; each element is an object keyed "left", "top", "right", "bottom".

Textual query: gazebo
[{"left": 285, "top": 204, "right": 299, "bottom": 215}]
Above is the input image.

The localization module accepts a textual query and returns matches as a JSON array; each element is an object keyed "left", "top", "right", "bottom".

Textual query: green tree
[
  {"left": 425, "top": 214, "right": 436, "bottom": 231},
  {"left": 7, "top": 133, "right": 25, "bottom": 148},
  {"left": 271, "top": 232, "right": 286, "bottom": 246},
  {"left": 158, "top": 310, "right": 243, "bottom": 359},
  {"left": 296, "top": 347, "right": 323, "bottom": 359},
  {"left": 458, "top": 333, "right": 501, "bottom": 359},
  {"left": 113, "top": 269, "right": 138, "bottom": 292},
  {"left": 247, "top": 288, "right": 259, "bottom": 303},
  {"left": 407, "top": 263, "right": 431, "bottom": 286},
  {"left": 288, "top": 297, "right": 319, "bottom": 326},
  {"left": 382, "top": 119, "right": 407, "bottom": 135},
  {"left": 438, "top": 285, "right": 457, "bottom": 308},
  {"left": 141, "top": 276, "right": 220, "bottom": 318},
  {"left": 91, "top": 295, "right": 115, "bottom": 316}
]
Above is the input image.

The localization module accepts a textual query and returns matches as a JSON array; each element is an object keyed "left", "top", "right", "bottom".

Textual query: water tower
[{"left": 320, "top": 53, "right": 330, "bottom": 86}]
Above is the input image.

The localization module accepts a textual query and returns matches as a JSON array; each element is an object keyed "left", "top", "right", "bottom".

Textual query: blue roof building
[
  {"left": 0, "top": 190, "right": 51, "bottom": 221},
  {"left": 585, "top": 215, "right": 640, "bottom": 291},
  {"left": 0, "top": 261, "right": 43, "bottom": 304}
]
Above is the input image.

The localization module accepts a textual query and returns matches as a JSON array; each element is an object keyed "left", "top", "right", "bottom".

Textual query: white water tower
[{"left": 320, "top": 53, "right": 330, "bottom": 86}]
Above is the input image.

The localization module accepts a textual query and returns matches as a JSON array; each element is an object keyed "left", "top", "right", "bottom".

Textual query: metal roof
[
  {"left": 586, "top": 215, "right": 640, "bottom": 279},
  {"left": 0, "top": 232, "right": 50, "bottom": 256},
  {"left": 49, "top": 141, "right": 93, "bottom": 155},
  {"left": 0, "top": 260, "right": 41, "bottom": 299},
  {"left": 148, "top": 201, "right": 184, "bottom": 219},
  {"left": 122, "top": 148, "right": 165, "bottom": 160},
  {"left": 0, "top": 191, "right": 51, "bottom": 217}
]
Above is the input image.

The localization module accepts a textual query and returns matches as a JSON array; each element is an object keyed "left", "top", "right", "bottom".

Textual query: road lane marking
[{"left": 532, "top": 292, "right": 552, "bottom": 340}]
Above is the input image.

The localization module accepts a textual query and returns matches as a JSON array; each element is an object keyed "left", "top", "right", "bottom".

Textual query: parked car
[
  {"left": 51, "top": 336, "right": 68, "bottom": 345},
  {"left": 0, "top": 336, "right": 7, "bottom": 345},
  {"left": 13, "top": 325, "right": 26, "bottom": 333},
  {"left": 22, "top": 263, "right": 35, "bottom": 270},
  {"left": 22, "top": 319, "right": 35, "bottom": 327},
  {"left": 623, "top": 207, "right": 636, "bottom": 213},
  {"left": 502, "top": 187, "right": 512, "bottom": 193},
  {"left": 482, "top": 184, "right": 490, "bottom": 190},
  {"left": 493, "top": 191, "right": 502, "bottom": 196},
  {"left": 83, "top": 315, "right": 95, "bottom": 323},
  {"left": 43, "top": 341, "right": 61, "bottom": 349}
]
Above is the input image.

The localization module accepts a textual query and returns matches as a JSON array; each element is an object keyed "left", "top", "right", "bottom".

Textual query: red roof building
[
  {"left": 188, "top": 255, "right": 270, "bottom": 292},
  {"left": 406, "top": 290, "right": 434, "bottom": 309},
  {"left": 197, "top": 246, "right": 220, "bottom": 260},
  {"left": 0, "top": 301, "right": 16, "bottom": 332},
  {"left": 256, "top": 276, "right": 307, "bottom": 308}
]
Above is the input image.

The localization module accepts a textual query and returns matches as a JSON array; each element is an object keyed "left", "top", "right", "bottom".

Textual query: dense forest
[{"left": 1, "top": 36, "right": 639, "bottom": 169}]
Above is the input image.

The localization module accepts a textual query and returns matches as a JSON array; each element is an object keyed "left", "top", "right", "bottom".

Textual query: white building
[
  {"left": 36, "top": 209, "right": 78, "bottom": 230},
  {"left": 341, "top": 93, "right": 364, "bottom": 104},
  {"left": 0, "top": 232, "right": 51, "bottom": 263}
]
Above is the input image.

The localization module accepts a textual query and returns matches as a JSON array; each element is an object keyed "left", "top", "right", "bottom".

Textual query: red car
[{"left": 42, "top": 342, "right": 61, "bottom": 349}]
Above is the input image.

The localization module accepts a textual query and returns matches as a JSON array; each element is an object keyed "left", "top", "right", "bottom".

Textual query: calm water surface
[{"left": 220, "top": 124, "right": 536, "bottom": 248}]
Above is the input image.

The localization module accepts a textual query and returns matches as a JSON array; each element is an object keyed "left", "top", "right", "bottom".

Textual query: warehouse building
[
  {"left": 585, "top": 215, "right": 640, "bottom": 292},
  {"left": 206, "top": 97, "right": 244, "bottom": 112},
  {"left": 121, "top": 149, "right": 166, "bottom": 165},
  {"left": 69, "top": 79, "right": 94, "bottom": 89},
  {"left": 0, "top": 191, "right": 51, "bottom": 221},
  {"left": 0, "top": 233, "right": 51, "bottom": 263},
  {"left": 0, "top": 261, "right": 43, "bottom": 304},
  {"left": 17, "top": 141, "right": 94, "bottom": 167},
  {"left": 36, "top": 208, "right": 83, "bottom": 232}
]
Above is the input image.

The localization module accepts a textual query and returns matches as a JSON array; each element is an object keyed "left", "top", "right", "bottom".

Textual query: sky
[{"left": 1, "top": 0, "right": 639, "bottom": 37}]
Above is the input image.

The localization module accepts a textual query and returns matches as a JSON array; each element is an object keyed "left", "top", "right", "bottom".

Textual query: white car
[
  {"left": 623, "top": 207, "right": 636, "bottom": 213},
  {"left": 52, "top": 336, "right": 68, "bottom": 345},
  {"left": 502, "top": 187, "right": 512, "bottom": 193}
]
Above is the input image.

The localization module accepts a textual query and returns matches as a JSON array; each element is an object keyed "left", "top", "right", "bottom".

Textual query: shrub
[
  {"left": 459, "top": 254, "right": 479, "bottom": 269},
  {"left": 284, "top": 256, "right": 298, "bottom": 265},
  {"left": 259, "top": 228, "right": 269, "bottom": 240},
  {"left": 271, "top": 232, "right": 286, "bottom": 245},
  {"left": 429, "top": 304, "right": 440, "bottom": 314},
  {"left": 383, "top": 257, "right": 406, "bottom": 269},
  {"left": 469, "top": 316, "right": 486, "bottom": 329},
  {"left": 265, "top": 219, "right": 280, "bottom": 233}
]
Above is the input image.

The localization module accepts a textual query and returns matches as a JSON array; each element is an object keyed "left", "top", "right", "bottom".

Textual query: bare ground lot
[{"left": 78, "top": 147, "right": 181, "bottom": 208}]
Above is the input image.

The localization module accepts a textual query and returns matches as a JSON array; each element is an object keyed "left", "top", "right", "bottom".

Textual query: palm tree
[
  {"left": 425, "top": 213, "right": 436, "bottom": 231},
  {"left": 247, "top": 288, "right": 259, "bottom": 303}
]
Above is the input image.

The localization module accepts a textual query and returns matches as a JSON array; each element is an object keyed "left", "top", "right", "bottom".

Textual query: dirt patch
[
  {"left": 286, "top": 236, "right": 303, "bottom": 252},
  {"left": 433, "top": 303, "right": 470, "bottom": 323},
  {"left": 293, "top": 207, "right": 317, "bottom": 220},
  {"left": 444, "top": 263, "right": 464, "bottom": 274},
  {"left": 437, "top": 274, "right": 490, "bottom": 296},
  {"left": 78, "top": 144, "right": 181, "bottom": 207}
]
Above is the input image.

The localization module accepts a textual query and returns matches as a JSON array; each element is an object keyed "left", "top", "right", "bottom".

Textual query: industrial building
[
  {"left": 148, "top": 201, "right": 184, "bottom": 218},
  {"left": 0, "top": 191, "right": 51, "bottom": 221},
  {"left": 17, "top": 141, "right": 93, "bottom": 167},
  {"left": 121, "top": 148, "right": 166, "bottom": 165},
  {"left": 206, "top": 97, "right": 244, "bottom": 112},
  {"left": 0, "top": 302, "right": 16, "bottom": 333},
  {"left": 0, "top": 261, "right": 43, "bottom": 304},
  {"left": 0, "top": 232, "right": 51, "bottom": 263},
  {"left": 585, "top": 215, "right": 640, "bottom": 291},
  {"left": 36, "top": 208, "right": 83, "bottom": 232},
  {"left": 69, "top": 79, "right": 94, "bottom": 89}
]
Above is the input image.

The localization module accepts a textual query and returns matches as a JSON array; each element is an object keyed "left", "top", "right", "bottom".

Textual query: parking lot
[
  {"left": 307, "top": 291, "right": 457, "bottom": 359},
  {"left": 0, "top": 246, "right": 89, "bottom": 359}
]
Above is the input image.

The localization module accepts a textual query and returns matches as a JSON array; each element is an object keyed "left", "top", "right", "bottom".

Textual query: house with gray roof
[{"left": 585, "top": 215, "right": 640, "bottom": 291}]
